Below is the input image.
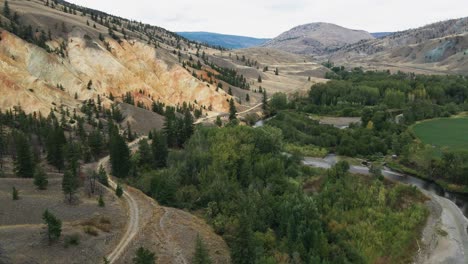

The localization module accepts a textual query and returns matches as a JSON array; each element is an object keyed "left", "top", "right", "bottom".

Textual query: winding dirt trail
[
  {"left": 98, "top": 154, "right": 140, "bottom": 264},
  {"left": 98, "top": 138, "right": 143, "bottom": 263},
  {"left": 98, "top": 138, "right": 227, "bottom": 264}
]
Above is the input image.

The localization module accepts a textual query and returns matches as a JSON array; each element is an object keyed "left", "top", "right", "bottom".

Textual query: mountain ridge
[
  {"left": 262, "top": 22, "right": 375, "bottom": 55},
  {"left": 177, "top": 31, "right": 270, "bottom": 49}
]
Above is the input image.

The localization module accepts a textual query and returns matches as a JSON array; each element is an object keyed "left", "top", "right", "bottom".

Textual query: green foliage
[
  {"left": 97, "top": 165, "right": 109, "bottom": 187},
  {"left": 115, "top": 183, "right": 123, "bottom": 198},
  {"left": 43, "top": 209, "right": 62, "bottom": 243},
  {"left": 193, "top": 234, "right": 212, "bottom": 264},
  {"left": 269, "top": 92, "right": 288, "bottom": 113},
  {"left": 62, "top": 169, "right": 79, "bottom": 204},
  {"left": 98, "top": 194, "right": 105, "bottom": 207},
  {"left": 229, "top": 98, "right": 237, "bottom": 121},
  {"left": 133, "top": 247, "right": 156, "bottom": 264},
  {"left": 109, "top": 131, "right": 130, "bottom": 178},
  {"left": 152, "top": 131, "right": 168, "bottom": 169},
  {"left": 12, "top": 186, "right": 19, "bottom": 200},
  {"left": 14, "top": 132, "right": 35, "bottom": 178},
  {"left": 34, "top": 165, "right": 49, "bottom": 190},
  {"left": 64, "top": 233, "right": 80, "bottom": 248}
]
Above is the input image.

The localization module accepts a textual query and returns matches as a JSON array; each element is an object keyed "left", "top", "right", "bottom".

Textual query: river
[{"left": 303, "top": 154, "right": 468, "bottom": 217}]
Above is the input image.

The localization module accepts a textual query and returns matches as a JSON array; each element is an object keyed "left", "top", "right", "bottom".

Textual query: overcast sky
[{"left": 68, "top": 0, "right": 468, "bottom": 38}]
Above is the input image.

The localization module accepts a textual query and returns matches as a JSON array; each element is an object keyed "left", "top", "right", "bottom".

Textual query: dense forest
[
  {"left": 266, "top": 68, "right": 468, "bottom": 191},
  {"left": 132, "top": 125, "right": 428, "bottom": 263}
]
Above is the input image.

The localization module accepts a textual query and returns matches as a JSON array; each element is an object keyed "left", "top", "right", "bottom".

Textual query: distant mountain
[
  {"left": 177, "top": 32, "right": 270, "bottom": 49},
  {"left": 371, "top": 32, "right": 394, "bottom": 38},
  {"left": 262, "top": 22, "right": 374, "bottom": 55},
  {"left": 328, "top": 17, "right": 468, "bottom": 75}
]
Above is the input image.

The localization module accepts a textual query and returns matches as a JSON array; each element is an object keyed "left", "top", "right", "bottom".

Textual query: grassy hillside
[{"left": 177, "top": 31, "right": 270, "bottom": 49}]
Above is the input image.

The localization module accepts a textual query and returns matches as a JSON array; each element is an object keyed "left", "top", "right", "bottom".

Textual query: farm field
[{"left": 412, "top": 117, "right": 468, "bottom": 152}]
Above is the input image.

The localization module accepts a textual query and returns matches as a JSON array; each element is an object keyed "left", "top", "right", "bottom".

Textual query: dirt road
[{"left": 99, "top": 138, "right": 145, "bottom": 263}]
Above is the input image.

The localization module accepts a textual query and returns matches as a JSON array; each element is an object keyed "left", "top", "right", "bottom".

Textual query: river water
[{"left": 303, "top": 154, "right": 468, "bottom": 217}]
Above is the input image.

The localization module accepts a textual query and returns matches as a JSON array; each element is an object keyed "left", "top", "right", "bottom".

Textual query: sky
[{"left": 68, "top": 0, "right": 468, "bottom": 38}]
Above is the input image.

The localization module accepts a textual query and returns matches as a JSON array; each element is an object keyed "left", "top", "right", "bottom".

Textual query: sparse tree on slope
[
  {"left": 43, "top": 209, "right": 62, "bottom": 243},
  {"left": 14, "top": 133, "right": 35, "bottom": 178},
  {"left": 133, "top": 247, "right": 156, "bottom": 264},
  {"left": 152, "top": 131, "right": 168, "bottom": 169},
  {"left": 229, "top": 98, "right": 237, "bottom": 121},
  {"left": 34, "top": 165, "right": 49, "bottom": 190},
  {"left": 62, "top": 169, "right": 79, "bottom": 203},
  {"left": 193, "top": 234, "right": 212, "bottom": 264}
]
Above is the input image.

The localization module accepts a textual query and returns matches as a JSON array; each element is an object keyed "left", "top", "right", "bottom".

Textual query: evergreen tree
[
  {"left": 215, "top": 116, "right": 222, "bottom": 127},
  {"left": 43, "top": 209, "right": 62, "bottom": 243},
  {"left": 0, "top": 123, "right": 4, "bottom": 169},
  {"left": 228, "top": 87, "right": 233, "bottom": 96},
  {"left": 109, "top": 132, "right": 131, "bottom": 178},
  {"left": 245, "top": 94, "right": 250, "bottom": 102},
  {"left": 97, "top": 165, "right": 109, "bottom": 187},
  {"left": 98, "top": 194, "right": 105, "bottom": 207},
  {"left": 182, "top": 110, "right": 194, "bottom": 143},
  {"left": 46, "top": 123, "right": 66, "bottom": 171},
  {"left": 274, "top": 68, "right": 279, "bottom": 75},
  {"left": 12, "top": 186, "right": 19, "bottom": 200},
  {"left": 3, "top": 0, "right": 10, "bottom": 19},
  {"left": 257, "top": 75, "right": 262, "bottom": 83},
  {"left": 14, "top": 133, "right": 35, "bottom": 178},
  {"left": 152, "top": 132, "right": 168, "bottom": 169},
  {"left": 137, "top": 139, "right": 152, "bottom": 168},
  {"left": 262, "top": 89, "right": 268, "bottom": 111},
  {"left": 115, "top": 183, "right": 123, "bottom": 198},
  {"left": 229, "top": 99, "right": 237, "bottom": 121},
  {"left": 231, "top": 214, "right": 256, "bottom": 264},
  {"left": 193, "top": 234, "right": 212, "bottom": 264},
  {"left": 34, "top": 165, "right": 49, "bottom": 190},
  {"left": 62, "top": 169, "right": 79, "bottom": 203},
  {"left": 133, "top": 247, "right": 156, "bottom": 264},
  {"left": 164, "top": 108, "right": 178, "bottom": 147}
]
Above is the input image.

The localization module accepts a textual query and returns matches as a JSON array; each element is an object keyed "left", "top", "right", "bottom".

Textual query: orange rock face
[{"left": 0, "top": 29, "right": 229, "bottom": 115}]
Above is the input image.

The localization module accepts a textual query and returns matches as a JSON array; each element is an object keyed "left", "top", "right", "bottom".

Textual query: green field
[{"left": 412, "top": 117, "right": 468, "bottom": 151}]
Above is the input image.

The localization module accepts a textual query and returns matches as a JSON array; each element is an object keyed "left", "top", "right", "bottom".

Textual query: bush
[
  {"left": 83, "top": 226, "right": 99, "bottom": 236},
  {"left": 64, "top": 233, "right": 80, "bottom": 248}
]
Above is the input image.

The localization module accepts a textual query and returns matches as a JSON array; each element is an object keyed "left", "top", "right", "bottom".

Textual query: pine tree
[
  {"left": 257, "top": 75, "right": 262, "bottom": 83},
  {"left": 43, "top": 209, "right": 62, "bottom": 243},
  {"left": 97, "top": 165, "right": 109, "bottom": 187},
  {"left": 3, "top": 0, "right": 10, "bottom": 19},
  {"left": 14, "top": 133, "right": 35, "bottom": 178},
  {"left": 137, "top": 139, "right": 152, "bottom": 168},
  {"left": 133, "top": 247, "right": 156, "bottom": 264},
  {"left": 34, "top": 165, "right": 49, "bottom": 190},
  {"left": 229, "top": 99, "right": 237, "bottom": 121},
  {"left": 98, "top": 194, "right": 105, "bottom": 207},
  {"left": 152, "top": 132, "right": 168, "bottom": 169},
  {"left": 215, "top": 116, "right": 222, "bottom": 127},
  {"left": 262, "top": 89, "right": 268, "bottom": 111},
  {"left": 115, "top": 183, "right": 123, "bottom": 198},
  {"left": 62, "top": 169, "right": 79, "bottom": 204},
  {"left": 12, "top": 186, "right": 19, "bottom": 200},
  {"left": 275, "top": 68, "right": 279, "bottom": 75},
  {"left": 193, "top": 234, "right": 212, "bottom": 264},
  {"left": 46, "top": 123, "right": 66, "bottom": 171},
  {"left": 246, "top": 94, "right": 250, "bottom": 102},
  {"left": 0, "top": 123, "right": 5, "bottom": 169},
  {"left": 228, "top": 87, "right": 233, "bottom": 96},
  {"left": 231, "top": 214, "right": 256, "bottom": 264},
  {"left": 182, "top": 110, "right": 194, "bottom": 143},
  {"left": 109, "top": 132, "right": 130, "bottom": 178}
]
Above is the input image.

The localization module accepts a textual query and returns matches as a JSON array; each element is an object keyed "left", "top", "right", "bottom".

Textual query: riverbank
[
  {"left": 416, "top": 191, "right": 468, "bottom": 264},
  {"left": 386, "top": 161, "right": 468, "bottom": 195}
]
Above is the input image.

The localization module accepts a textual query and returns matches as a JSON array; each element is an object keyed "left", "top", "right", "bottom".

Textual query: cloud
[{"left": 67, "top": 0, "right": 468, "bottom": 38}]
